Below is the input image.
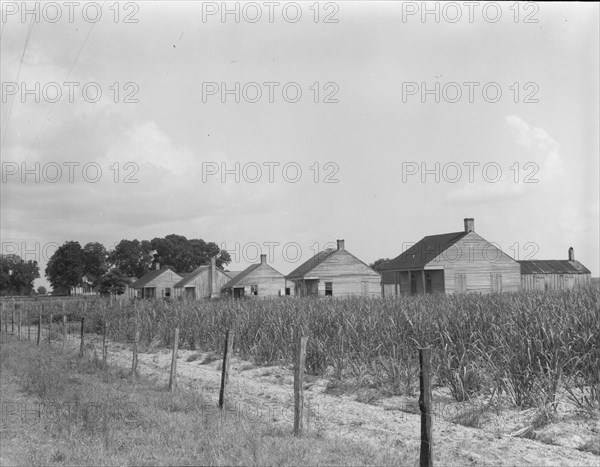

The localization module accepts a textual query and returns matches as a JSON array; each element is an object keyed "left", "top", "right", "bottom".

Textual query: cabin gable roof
[
  {"left": 381, "top": 231, "right": 468, "bottom": 271},
  {"left": 519, "top": 260, "right": 591, "bottom": 275},
  {"left": 132, "top": 268, "right": 182, "bottom": 288}
]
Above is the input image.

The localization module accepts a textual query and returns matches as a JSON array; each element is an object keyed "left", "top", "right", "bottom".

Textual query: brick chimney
[
  {"left": 337, "top": 239, "right": 345, "bottom": 251},
  {"left": 568, "top": 247, "right": 574, "bottom": 261},
  {"left": 210, "top": 257, "right": 218, "bottom": 299},
  {"left": 464, "top": 218, "right": 475, "bottom": 233},
  {"left": 260, "top": 254, "right": 267, "bottom": 264}
]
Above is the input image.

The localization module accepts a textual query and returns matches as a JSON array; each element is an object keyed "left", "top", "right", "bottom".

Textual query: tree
[
  {"left": 370, "top": 258, "right": 392, "bottom": 272},
  {"left": 98, "top": 269, "right": 130, "bottom": 295},
  {"left": 109, "top": 235, "right": 231, "bottom": 276},
  {"left": 0, "top": 254, "right": 40, "bottom": 296},
  {"left": 151, "top": 235, "right": 231, "bottom": 272},
  {"left": 45, "top": 241, "right": 85, "bottom": 295},
  {"left": 37, "top": 285, "right": 47, "bottom": 295},
  {"left": 108, "top": 239, "right": 153, "bottom": 278},
  {"left": 82, "top": 242, "right": 109, "bottom": 287}
]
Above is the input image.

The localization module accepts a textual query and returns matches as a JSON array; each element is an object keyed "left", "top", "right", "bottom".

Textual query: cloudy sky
[{"left": 1, "top": 1, "right": 598, "bottom": 289}]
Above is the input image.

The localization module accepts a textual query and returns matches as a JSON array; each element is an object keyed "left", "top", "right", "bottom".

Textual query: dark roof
[
  {"left": 380, "top": 231, "right": 468, "bottom": 271},
  {"left": 175, "top": 265, "right": 233, "bottom": 288},
  {"left": 222, "top": 264, "right": 261, "bottom": 289},
  {"left": 519, "top": 260, "right": 591, "bottom": 275},
  {"left": 131, "top": 268, "right": 180, "bottom": 288},
  {"left": 226, "top": 271, "right": 243, "bottom": 279},
  {"left": 174, "top": 266, "right": 209, "bottom": 288},
  {"left": 286, "top": 249, "right": 337, "bottom": 279}
]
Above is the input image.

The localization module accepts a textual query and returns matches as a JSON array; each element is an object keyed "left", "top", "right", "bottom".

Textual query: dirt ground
[{"left": 11, "top": 329, "right": 600, "bottom": 466}]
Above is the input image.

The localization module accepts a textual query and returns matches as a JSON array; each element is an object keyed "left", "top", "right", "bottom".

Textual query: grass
[{"left": 0, "top": 338, "right": 409, "bottom": 466}]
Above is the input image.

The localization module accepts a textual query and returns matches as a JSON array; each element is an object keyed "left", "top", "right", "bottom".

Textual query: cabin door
[
  {"left": 426, "top": 274, "right": 432, "bottom": 294},
  {"left": 305, "top": 280, "right": 319, "bottom": 296},
  {"left": 410, "top": 273, "right": 417, "bottom": 295},
  {"left": 233, "top": 287, "right": 244, "bottom": 299}
]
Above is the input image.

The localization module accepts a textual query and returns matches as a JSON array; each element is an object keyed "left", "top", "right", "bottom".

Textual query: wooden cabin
[
  {"left": 519, "top": 248, "right": 591, "bottom": 290},
  {"left": 131, "top": 265, "right": 183, "bottom": 299},
  {"left": 380, "top": 218, "right": 521, "bottom": 295},
  {"left": 285, "top": 240, "right": 381, "bottom": 298},
  {"left": 174, "top": 257, "right": 232, "bottom": 299},
  {"left": 221, "top": 254, "right": 285, "bottom": 298}
]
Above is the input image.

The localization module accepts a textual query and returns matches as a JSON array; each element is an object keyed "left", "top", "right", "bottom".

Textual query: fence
[{"left": 1, "top": 298, "right": 437, "bottom": 464}]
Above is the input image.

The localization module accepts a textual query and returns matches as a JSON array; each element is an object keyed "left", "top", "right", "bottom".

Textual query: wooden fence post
[
  {"left": 27, "top": 308, "right": 30, "bottom": 341},
  {"left": 48, "top": 313, "right": 52, "bottom": 346},
  {"left": 102, "top": 319, "right": 108, "bottom": 369},
  {"left": 131, "top": 305, "right": 139, "bottom": 375},
  {"left": 17, "top": 304, "right": 22, "bottom": 340},
  {"left": 419, "top": 348, "right": 433, "bottom": 467},
  {"left": 218, "top": 329, "right": 234, "bottom": 409},
  {"left": 294, "top": 329, "right": 308, "bottom": 436},
  {"left": 0, "top": 303, "right": 4, "bottom": 343},
  {"left": 11, "top": 307, "right": 14, "bottom": 334},
  {"left": 168, "top": 327, "right": 180, "bottom": 390},
  {"left": 37, "top": 312, "right": 41, "bottom": 346},
  {"left": 79, "top": 318, "right": 85, "bottom": 358},
  {"left": 62, "top": 315, "right": 68, "bottom": 349}
]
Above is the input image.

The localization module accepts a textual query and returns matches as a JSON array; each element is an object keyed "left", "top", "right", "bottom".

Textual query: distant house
[
  {"left": 131, "top": 265, "right": 183, "bottom": 299},
  {"left": 286, "top": 240, "right": 381, "bottom": 298},
  {"left": 174, "top": 258, "right": 232, "bottom": 300},
  {"left": 221, "top": 254, "right": 285, "bottom": 298},
  {"left": 380, "top": 218, "right": 521, "bottom": 295},
  {"left": 519, "top": 248, "right": 591, "bottom": 291}
]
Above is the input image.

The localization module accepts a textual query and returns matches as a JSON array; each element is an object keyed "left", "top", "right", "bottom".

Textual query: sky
[{"left": 1, "top": 1, "right": 599, "bottom": 290}]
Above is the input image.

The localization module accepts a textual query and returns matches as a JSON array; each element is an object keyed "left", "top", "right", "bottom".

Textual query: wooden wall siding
[
  {"left": 291, "top": 277, "right": 380, "bottom": 297},
  {"left": 521, "top": 273, "right": 591, "bottom": 291},
  {"left": 300, "top": 250, "right": 381, "bottom": 297},
  {"left": 430, "top": 232, "right": 521, "bottom": 294},
  {"left": 382, "top": 232, "right": 520, "bottom": 295},
  {"left": 176, "top": 269, "right": 231, "bottom": 299},
  {"left": 320, "top": 276, "right": 380, "bottom": 297},
  {"left": 224, "top": 263, "right": 285, "bottom": 297},
  {"left": 144, "top": 270, "right": 183, "bottom": 298},
  {"left": 381, "top": 270, "right": 445, "bottom": 296}
]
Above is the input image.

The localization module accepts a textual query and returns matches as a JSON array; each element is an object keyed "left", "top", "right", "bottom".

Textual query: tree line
[{"left": 0, "top": 234, "right": 231, "bottom": 296}]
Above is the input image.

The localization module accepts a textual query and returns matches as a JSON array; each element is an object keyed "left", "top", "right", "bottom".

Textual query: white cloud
[{"left": 447, "top": 115, "right": 564, "bottom": 204}]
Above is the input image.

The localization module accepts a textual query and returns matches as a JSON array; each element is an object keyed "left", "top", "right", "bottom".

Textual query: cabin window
[
  {"left": 250, "top": 285, "right": 258, "bottom": 296},
  {"left": 325, "top": 282, "right": 333, "bottom": 296},
  {"left": 490, "top": 273, "right": 502, "bottom": 292},
  {"left": 285, "top": 287, "right": 291, "bottom": 296},
  {"left": 164, "top": 287, "right": 171, "bottom": 298},
  {"left": 456, "top": 274, "right": 467, "bottom": 293}
]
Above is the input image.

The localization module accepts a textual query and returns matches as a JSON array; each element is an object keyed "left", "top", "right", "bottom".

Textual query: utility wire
[
  {"left": 1, "top": 16, "right": 35, "bottom": 147},
  {"left": 25, "top": 22, "right": 95, "bottom": 160}
]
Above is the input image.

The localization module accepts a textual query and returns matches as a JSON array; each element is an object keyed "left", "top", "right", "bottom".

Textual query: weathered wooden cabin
[
  {"left": 519, "top": 248, "right": 591, "bottom": 290},
  {"left": 221, "top": 254, "right": 285, "bottom": 298},
  {"left": 285, "top": 240, "right": 381, "bottom": 297},
  {"left": 380, "top": 218, "right": 521, "bottom": 295},
  {"left": 174, "top": 257, "right": 232, "bottom": 299},
  {"left": 131, "top": 265, "right": 183, "bottom": 299}
]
